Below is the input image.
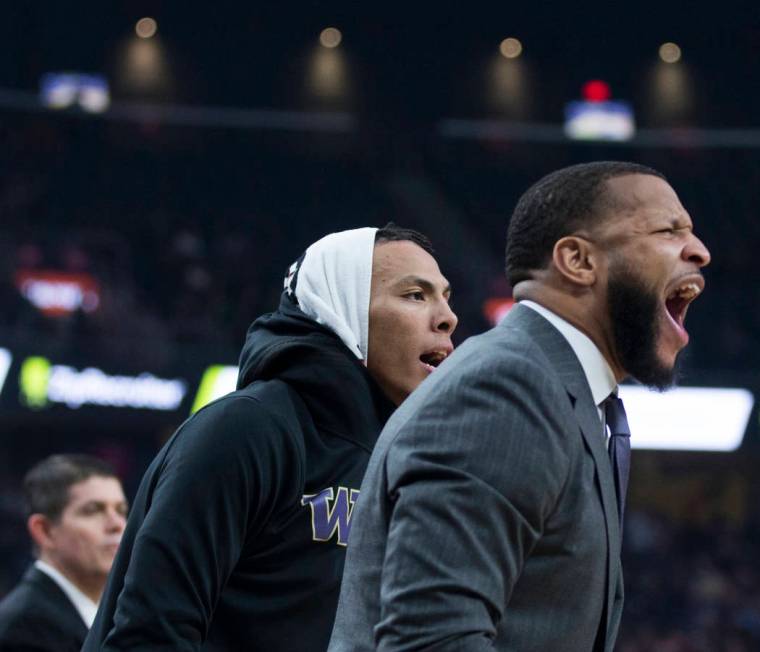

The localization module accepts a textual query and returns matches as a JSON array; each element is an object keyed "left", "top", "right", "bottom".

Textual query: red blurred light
[
  {"left": 482, "top": 297, "right": 515, "bottom": 326},
  {"left": 582, "top": 80, "right": 611, "bottom": 103}
]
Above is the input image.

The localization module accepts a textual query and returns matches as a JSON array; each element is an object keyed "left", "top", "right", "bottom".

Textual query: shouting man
[{"left": 329, "top": 162, "right": 710, "bottom": 652}]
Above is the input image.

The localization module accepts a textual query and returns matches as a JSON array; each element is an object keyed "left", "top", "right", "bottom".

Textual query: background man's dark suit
[
  {"left": 329, "top": 304, "right": 623, "bottom": 651},
  {"left": 0, "top": 565, "right": 87, "bottom": 652}
]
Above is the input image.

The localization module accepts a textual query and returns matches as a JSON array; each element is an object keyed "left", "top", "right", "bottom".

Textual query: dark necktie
[{"left": 604, "top": 395, "right": 631, "bottom": 533}]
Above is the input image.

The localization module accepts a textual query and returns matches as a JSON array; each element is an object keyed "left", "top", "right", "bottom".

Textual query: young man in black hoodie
[{"left": 83, "top": 224, "right": 457, "bottom": 651}]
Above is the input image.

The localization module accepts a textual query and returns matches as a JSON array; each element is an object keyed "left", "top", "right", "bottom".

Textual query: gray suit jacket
[{"left": 328, "top": 305, "right": 624, "bottom": 652}]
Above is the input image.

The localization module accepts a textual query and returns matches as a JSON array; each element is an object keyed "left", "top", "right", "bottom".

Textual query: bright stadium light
[
  {"left": 499, "top": 37, "right": 523, "bottom": 59},
  {"left": 40, "top": 73, "right": 78, "bottom": 109},
  {"left": 659, "top": 42, "right": 682, "bottom": 63},
  {"left": 40, "top": 73, "right": 110, "bottom": 113},
  {"left": 619, "top": 385, "right": 754, "bottom": 451},
  {"left": 308, "top": 44, "right": 350, "bottom": 101},
  {"left": 565, "top": 80, "right": 635, "bottom": 141},
  {"left": 136, "top": 17, "right": 158, "bottom": 39},
  {"left": 0, "top": 348, "right": 11, "bottom": 397},
  {"left": 320, "top": 27, "right": 342, "bottom": 48}
]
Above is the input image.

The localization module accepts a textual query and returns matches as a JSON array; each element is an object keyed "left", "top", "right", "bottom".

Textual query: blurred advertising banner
[
  {"left": 0, "top": 343, "right": 755, "bottom": 451},
  {"left": 18, "top": 356, "right": 186, "bottom": 411},
  {"left": 15, "top": 269, "right": 100, "bottom": 317},
  {"left": 0, "top": 344, "right": 220, "bottom": 433},
  {"left": 188, "top": 363, "right": 756, "bottom": 452}
]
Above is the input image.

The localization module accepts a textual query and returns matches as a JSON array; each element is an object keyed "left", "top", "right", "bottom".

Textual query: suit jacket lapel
[
  {"left": 566, "top": 374, "right": 622, "bottom": 640},
  {"left": 28, "top": 566, "right": 90, "bottom": 634},
  {"left": 501, "top": 305, "right": 621, "bottom": 638}
]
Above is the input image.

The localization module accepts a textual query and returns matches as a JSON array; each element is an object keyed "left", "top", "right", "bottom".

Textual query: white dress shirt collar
[
  {"left": 520, "top": 301, "right": 617, "bottom": 413},
  {"left": 34, "top": 559, "right": 98, "bottom": 628}
]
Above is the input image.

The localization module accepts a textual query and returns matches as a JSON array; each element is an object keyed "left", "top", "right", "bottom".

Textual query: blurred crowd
[
  {"left": 0, "top": 113, "right": 402, "bottom": 365},
  {"left": 618, "top": 510, "right": 760, "bottom": 651},
  {"left": 4, "top": 113, "right": 760, "bottom": 375}
]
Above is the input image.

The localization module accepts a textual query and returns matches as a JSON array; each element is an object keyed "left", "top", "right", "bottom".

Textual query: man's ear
[
  {"left": 552, "top": 236, "right": 599, "bottom": 287},
  {"left": 27, "top": 513, "right": 55, "bottom": 551}
]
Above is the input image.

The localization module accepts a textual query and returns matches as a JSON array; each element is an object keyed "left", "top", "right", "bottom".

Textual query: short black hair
[
  {"left": 24, "top": 454, "right": 119, "bottom": 522},
  {"left": 505, "top": 161, "right": 666, "bottom": 286},
  {"left": 375, "top": 222, "right": 435, "bottom": 256}
]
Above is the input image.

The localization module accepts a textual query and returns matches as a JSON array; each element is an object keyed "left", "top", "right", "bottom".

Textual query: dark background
[{"left": 2, "top": 3, "right": 760, "bottom": 650}]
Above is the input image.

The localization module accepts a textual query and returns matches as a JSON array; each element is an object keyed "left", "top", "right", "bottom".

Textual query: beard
[{"left": 607, "top": 263, "right": 682, "bottom": 391}]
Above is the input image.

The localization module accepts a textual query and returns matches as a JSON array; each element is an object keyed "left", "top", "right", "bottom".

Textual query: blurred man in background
[
  {"left": 0, "top": 454, "right": 127, "bottom": 652},
  {"left": 85, "top": 223, "right": 457, "bottom": 651},
  {"left": 329, "top": 162, "right": 711, "bottom": 652}
]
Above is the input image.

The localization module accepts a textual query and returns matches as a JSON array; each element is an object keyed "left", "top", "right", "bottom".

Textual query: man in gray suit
[{"left": 328, "top": 161, "right": 711, "bottom": 651}]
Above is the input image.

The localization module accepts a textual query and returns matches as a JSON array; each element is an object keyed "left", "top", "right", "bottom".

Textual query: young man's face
[
  {"left": 45, "top": 475, "right": 128, "bottom": 586},
  {"left": 595, "top": 174, "right": 711, "bottom": 388},
  {"left": 367, "top": 240, "right": 457, "bottom": 405}
]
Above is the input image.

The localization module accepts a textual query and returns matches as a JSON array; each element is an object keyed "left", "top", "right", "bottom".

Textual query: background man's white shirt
[{"left": 34, "top": 559, "right": 98, "bottom": 628}]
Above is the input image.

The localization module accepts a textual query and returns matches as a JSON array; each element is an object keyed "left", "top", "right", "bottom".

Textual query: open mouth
[
  {"left": 664, "top": 279, "right": 702, "bottom": 337},
  {"left": 419, "top": 350, "right": 448, "bottom": 373}
]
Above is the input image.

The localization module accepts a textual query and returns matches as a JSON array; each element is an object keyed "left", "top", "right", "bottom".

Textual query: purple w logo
[{"left": 301, "top": 487, "right": 360, "bottom": 547}]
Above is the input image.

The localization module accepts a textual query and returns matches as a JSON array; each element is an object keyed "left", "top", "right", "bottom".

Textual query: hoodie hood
[
  {"left": 289, "top": 226, "right": 376, "bottom": 360},
  {"left": 236, "top": 293, "right": 394, "bottom": 449}
]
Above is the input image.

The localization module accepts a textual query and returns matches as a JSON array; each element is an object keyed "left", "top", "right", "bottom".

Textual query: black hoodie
[{"left": 84, "top": 294, "right": 394, "bottom": 652}]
